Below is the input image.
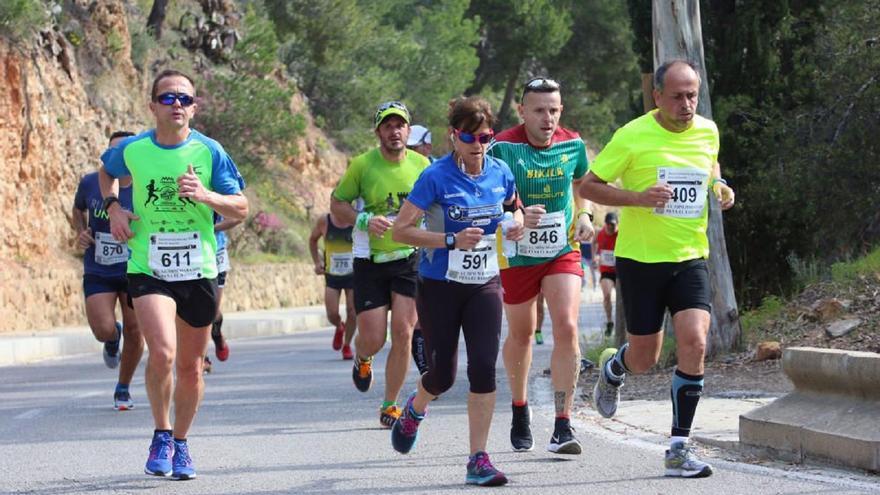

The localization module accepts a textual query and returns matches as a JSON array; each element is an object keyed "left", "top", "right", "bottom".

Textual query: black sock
[
  {"left": 211, "top": 314, "right": 223, "bottom": 339},
  {"left": 609, "top": 343, "right": 630, "bottom": 377},
  {"left": 173, "top": 437, "right": 187, "bottom": 443},
  {"left": 155, "top": 429, "right": 172, "bottom": 435},
  {"left": 554, "top": 416, "right": 570, "bottom": 431},
  {"left": 670, "top": 368, "right": 704, "bottom": 437}
]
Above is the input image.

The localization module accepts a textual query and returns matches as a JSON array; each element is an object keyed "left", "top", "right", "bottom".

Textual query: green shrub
[
  {"left": 831, "top": 247, "right": 880, "bottom": 282},
  {"left": 106, "top": 28, "right": 124, "bottom": 54},
  {"left": 0, "top": 0, "right": 49, "bottom": 40},
  {"left": 740, "top": 295, "right": 785, "bottom": 343}
]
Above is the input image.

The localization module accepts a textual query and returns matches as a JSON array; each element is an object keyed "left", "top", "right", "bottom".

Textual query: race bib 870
[{"left": 94, "top": 232, "right": 129, "bottom": 265}]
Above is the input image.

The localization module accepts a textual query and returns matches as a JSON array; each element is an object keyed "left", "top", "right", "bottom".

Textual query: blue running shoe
[
  {"left": 114, "top": 389, "right": 134, "bottom": 411},
  {"left": 171, "top": 439, "right": 196, "bottom": 480},
  {"left": 103, "top": 322, "right": 122, "bottom": 369},
  {"left": 465, "top": 451, "right": 508, "bottom": 486},
  {"left": 391, "top": 392, "right": 425, "bottom": 454},
  {"left": 144, "top": 431, "right": 173, "bottom": 477}
]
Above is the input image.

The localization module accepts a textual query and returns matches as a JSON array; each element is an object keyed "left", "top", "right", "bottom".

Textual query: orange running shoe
[{"left": 380, "top": 403, "right": 402, "bottom": 428}]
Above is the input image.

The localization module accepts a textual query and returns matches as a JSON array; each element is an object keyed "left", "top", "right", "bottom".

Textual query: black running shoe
[
  {"left": 510, "top": 403, "right": 533, "bottom": 452},
  {"left": 548, "top": 417, "right": 582, "bottom": 455},
  {"left": 352, "top": 356, "right": 373, "bottom": 392}
]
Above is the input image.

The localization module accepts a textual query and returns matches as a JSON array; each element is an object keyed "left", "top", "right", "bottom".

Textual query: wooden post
[{"left": 652, "top": 0, "right": 741, "bottom": 355}]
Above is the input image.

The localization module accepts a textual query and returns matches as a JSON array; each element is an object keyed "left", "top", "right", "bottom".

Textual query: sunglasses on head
[
  {"left": 454, "top": 128, "right": 494, "bottom": 144},
  {"left": 521, "top": 77, "right": 560, "bottom": 100},
  {"left": 375, "top": 100, "right": 408, "bottom": 119},
  {"left": 155, "top": 92, "right": 195, "bottom": 107}
]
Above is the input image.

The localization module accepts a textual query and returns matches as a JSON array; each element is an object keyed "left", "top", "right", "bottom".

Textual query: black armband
[{"left": 503, "top": 192, "right": 523, "bottom": 213}]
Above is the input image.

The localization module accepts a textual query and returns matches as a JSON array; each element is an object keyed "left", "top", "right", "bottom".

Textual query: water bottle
[{"left": 501, "top": 211, "right": 517, "bottom": 258}]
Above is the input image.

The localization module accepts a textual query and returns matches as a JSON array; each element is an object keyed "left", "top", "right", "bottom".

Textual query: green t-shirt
[
  {"left": 101, "top": 129, "right": 245, "bottom": 280},
  {"left": 332, "top": 148, "right": 429, "bottom": 255},
  {"left": 589, "top": 110, "right": 719, "bottom": 263},
  {"left": 488, "top": 125, "right": 589, "bottom": 267}
]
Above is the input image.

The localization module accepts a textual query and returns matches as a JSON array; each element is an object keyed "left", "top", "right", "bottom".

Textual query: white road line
[{"left": 14, "top": 408, "right": 43, "bottom": 420}]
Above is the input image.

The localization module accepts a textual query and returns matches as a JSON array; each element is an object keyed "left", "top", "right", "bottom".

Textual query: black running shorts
[
  {"left": 127, "top": 274, "right": 219, "bottom": 328},
  {"left": 352, "top": 254, "right": 417, "bottom": 313},
  {"left": 616, "top": 257, "right": 711, "bottom": 336},
  {"left": 325, "top": 273, "right": 354, "bottom": 291}
]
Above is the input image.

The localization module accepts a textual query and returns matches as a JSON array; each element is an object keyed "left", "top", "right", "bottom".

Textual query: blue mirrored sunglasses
[
  {"left": 156, "top": 92, "right": 195, "bottom": 107},
  {"left": 454, "top": 128, "right": 494, "bottom": 144}
]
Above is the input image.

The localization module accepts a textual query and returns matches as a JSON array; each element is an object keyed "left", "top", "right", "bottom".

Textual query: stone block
[{"left": 740, "top": 347, "right": 880, "bottom": 472}]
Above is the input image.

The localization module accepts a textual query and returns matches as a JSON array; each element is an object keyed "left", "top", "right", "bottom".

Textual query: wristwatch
[
  {"left": 102, "top": 195, "right": 120, "bottom": 212},
  {"left": 577, "top": 207, "right": 593, "bottom": 222},
  {"left": 445, "top": 232, "right": 456, "bottom": 250}
]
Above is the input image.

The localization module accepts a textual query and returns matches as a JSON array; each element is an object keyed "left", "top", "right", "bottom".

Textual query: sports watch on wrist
[
  {"left": 445, "top": 232, "right": 456, "bottom": 250},
  {"left": 101, "top": 195, "right": 120, "bottom": 212}
]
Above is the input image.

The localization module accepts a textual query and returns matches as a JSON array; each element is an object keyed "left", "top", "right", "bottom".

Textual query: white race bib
[
  {"left": 446, "top": 234, "right": 499, "bottom": 284},
  {"left": 518, "top": 210, "right": 566, "bottom": 258},
  {"left": 94, "top": 231, "right": 129, "bottom": 266},
  {"left": 655, "top": 167, "right": 709, "bottom": 218},
  {"left": 599, "top": 249, "right": 615, "bottom": 267},
  {"left": 216, "top": 246, "right": 230, "bottom": 273},
  {"left": 148, "top": 231, "right": 203, "bottom": 282},
  {"left": 328, "top": 252, "right": 354, "bottom": 276}
]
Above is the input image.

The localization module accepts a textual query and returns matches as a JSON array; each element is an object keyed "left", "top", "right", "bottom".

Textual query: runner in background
[
  {"left": 330, "top": 101, "right": 429, "bottom": 428},
  {"left": 593, "top": 212, "right": 618, "bottom": 336},
  {"left": 203, "top": 213, "right": 240, "bottom": 373},
  {"left": 406, "top": 124, "right": 435, "bottom": 375},
  {"left": 309, "top": 212, "right": 357, "bottom": 360},
  {"left": 72, "top": 130, "right": 144, "bottom": 410}
]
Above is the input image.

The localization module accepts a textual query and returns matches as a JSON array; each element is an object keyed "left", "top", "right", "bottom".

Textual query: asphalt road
[{"left": 0, "top": 313, "right": 875, "bottom": 494}]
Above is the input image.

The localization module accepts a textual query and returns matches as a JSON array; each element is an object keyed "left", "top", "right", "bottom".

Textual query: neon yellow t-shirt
[
  {"left": 589, "top": 110, "right": 719, "bottom": 263},
  {"left": 332, "top": 148, "right": 429, "bottom": 255}
]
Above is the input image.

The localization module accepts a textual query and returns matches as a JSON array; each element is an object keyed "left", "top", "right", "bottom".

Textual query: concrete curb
[
  {"left": 0, "top": 306, "right": 332, "bottom": 367},
  {"left": 740, "top": 347, "right": 880, "bottom": 472}
]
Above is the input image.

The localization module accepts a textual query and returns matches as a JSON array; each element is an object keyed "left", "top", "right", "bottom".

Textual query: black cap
[{"left": 605, "top": 212, "right": 618, "bottom": 224}]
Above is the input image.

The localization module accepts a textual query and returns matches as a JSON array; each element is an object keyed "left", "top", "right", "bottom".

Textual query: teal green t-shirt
[
  {"left": 101, "top": 129, "right": 244, "bottom": 280},
  {"left": 488, "top": 124, "right": 589, "bottom": 267}
]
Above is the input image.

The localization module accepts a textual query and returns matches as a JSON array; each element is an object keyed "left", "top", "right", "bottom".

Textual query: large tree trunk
[
  {"left": 495, "top": 65, "right": 521, "bottom": 132},
  {"left": 147, "top": 0, "right": 170, "bottom": 40},
  {"left": 652, "top": 0, "right": 741, "bottom": 356}
]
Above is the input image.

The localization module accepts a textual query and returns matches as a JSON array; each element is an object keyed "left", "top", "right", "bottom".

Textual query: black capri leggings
[{"left": 416, "top": 276, "right": 503, "bottom": 395}]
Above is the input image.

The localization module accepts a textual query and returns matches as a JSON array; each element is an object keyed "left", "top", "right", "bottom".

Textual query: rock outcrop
[{"left": 0, "top": 0, "right": 343, "bottom": 332}]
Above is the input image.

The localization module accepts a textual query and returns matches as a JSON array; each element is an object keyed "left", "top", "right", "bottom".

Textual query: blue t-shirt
[
  {"left": 214, "top": 213, "right": 227, "bottom": 250},
  {"left": 73, "top": 172, "right": 133, "bottom": 278},
  {"left": 407, "top": 153, "right": 517, "bottom": 281}
]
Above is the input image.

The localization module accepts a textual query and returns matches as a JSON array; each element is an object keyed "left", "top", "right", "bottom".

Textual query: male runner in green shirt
[
  {"left": 100, "top": 69, "right": 248, "bottom": 481},
  {"left": 580, "top": 60, "right": 735, "bottom": 478},
  {"left": 331, "top": 101, "right": 430, "bottom": 428},
  {"left": 489, "top": 77, "right": 594, "bottom": 455}
]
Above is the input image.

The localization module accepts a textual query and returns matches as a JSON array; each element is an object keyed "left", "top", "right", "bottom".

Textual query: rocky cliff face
[{"left": 0, "top": 0, "right": 344, "bottom": 333}]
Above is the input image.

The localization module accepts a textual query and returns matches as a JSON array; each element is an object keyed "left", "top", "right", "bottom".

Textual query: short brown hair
[
  {"left": 448, "top": 96, "right": 496, "bottom": 133},
  {"left": 150, "top": 69, "right": 195, "bottom": 100}
]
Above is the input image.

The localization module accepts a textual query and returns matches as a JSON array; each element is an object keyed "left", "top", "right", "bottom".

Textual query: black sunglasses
[{"left": 156, "top": 92, "right": 195, "bottom": 107}]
